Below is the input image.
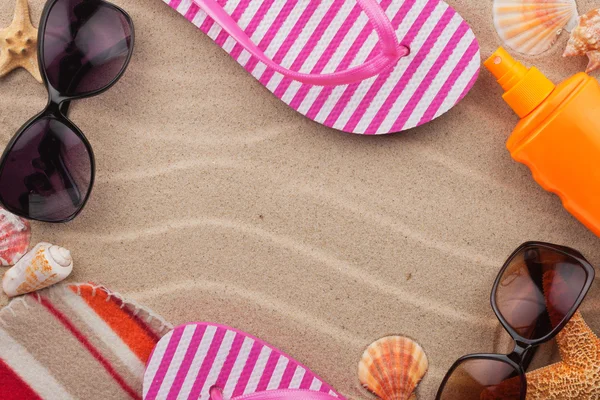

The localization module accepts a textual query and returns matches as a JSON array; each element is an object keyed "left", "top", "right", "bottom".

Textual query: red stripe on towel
[
  {"left": 0, "top": 359, "right": 42, "bottom": 400},
  {"left": 36, "top": 295, "right": 141, "bottom": 400}
]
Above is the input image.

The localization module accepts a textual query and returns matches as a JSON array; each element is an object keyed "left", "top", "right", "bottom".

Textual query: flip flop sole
[
  {"left": 143, "top": 323, "right": 343, "bottom": 399},
  {"left": 164, "top": 0, "right": 480, "bottom": 135}
]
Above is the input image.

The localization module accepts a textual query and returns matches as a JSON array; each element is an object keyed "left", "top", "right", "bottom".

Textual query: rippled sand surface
[{"left": 1, "top": 0, "right": 599, "bottom": 397}]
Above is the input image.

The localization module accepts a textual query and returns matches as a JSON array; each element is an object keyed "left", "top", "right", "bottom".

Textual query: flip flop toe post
[
  {"left": 165, "top": 0, "right": 480, "bottom": 134},
  {"left": 143, "top": 323, "right": 344, "bottom": 399}
]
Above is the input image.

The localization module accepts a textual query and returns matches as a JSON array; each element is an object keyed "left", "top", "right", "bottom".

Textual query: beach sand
[{"left": 1, "top": 0, "right": 600, "bottom": 398}]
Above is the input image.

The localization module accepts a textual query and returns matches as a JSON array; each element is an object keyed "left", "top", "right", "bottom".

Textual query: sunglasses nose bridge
[
  {"left": 507, "top": 341, "right": 531, "bottom": 365},
  {"left": 45, "top": 99, "right": 60, "bottom": 115},
  {"left": 44, "top": 91, "right": 71, "bottom": 117}
]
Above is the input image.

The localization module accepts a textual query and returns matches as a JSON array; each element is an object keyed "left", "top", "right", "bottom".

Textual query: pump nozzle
[{"left": 484, "top": 47, "right": 555, "bottom": 118}]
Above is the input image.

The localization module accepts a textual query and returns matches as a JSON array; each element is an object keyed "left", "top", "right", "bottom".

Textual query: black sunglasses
[
  {"left": 0, "top": 0, "right": 134, "bottom": 223},
  {"left": 436, "top": 242, "right": 595, "bottom": 400}
]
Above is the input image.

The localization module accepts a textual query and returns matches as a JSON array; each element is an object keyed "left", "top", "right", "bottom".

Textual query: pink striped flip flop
[
  {"left": 143, "top": 323, "right": 344, "bottom": 399},
  {"left": 163, "top": 0, "right": 480, "bottom": 135}
]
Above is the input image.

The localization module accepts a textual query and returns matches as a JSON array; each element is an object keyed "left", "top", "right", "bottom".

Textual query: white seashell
[
  {"left": 2, "top": 243, "right": 73, "bottom": 297},
  {"left": 493, "top": 0, "right": 579, "bottom": 55}
]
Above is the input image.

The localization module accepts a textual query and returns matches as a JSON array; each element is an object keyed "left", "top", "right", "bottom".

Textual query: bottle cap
[{"left": 484, "top": 47, "right": 555, "bottom": 118}]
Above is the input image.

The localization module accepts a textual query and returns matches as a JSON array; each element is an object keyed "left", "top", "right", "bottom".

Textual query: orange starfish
[
  {"left": 524, "top": 311, "right": 600, "bottom": 399},
  {"left": 0, "top": 0, "right": 42, "bottom": 82},
  {"left": 483, "top": 311, "right": 600, "bottom": 400},
  {"left": 484, "top": 267, "right": 599, "bottom": 400}
]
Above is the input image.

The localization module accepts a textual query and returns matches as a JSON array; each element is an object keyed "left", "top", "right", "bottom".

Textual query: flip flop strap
[
  {"left": 192, "top": 0, "right": 408, "bottom": 86},
  {"left": 210, "top": 387, "right": 340, "bottom": 400}
]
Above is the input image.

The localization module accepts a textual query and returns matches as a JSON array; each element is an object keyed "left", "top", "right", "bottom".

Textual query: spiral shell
[
  {"left": 358, "top": 336, "right": 428, "bottom": 400},
  {"left": 564, "top": 8, "right": 600, "bottom": 72},
  {"left": 0, "top": 207, "right": 31, "bottom": 266},
  {"left": 493, "top": 0, "right": 579, "bottom": 55},
  {"left": 2, "top": 243, "right": 73, "bottom": 297}
]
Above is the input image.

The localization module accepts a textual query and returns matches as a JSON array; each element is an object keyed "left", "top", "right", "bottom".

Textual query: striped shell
[
  {"left": 0, "top": 207, "right": 31, "bottom": 266},
  {"left": 358, "top": 336, "right": 428, "bottom": 400},
  {"left": 564, "top": 8, "right": 600, "bottom": 72},
  {"left": 493, "top": 0, "right": 579, "bottom": 55},
  {"left": 2, "top": 242, "right": 73, "bottom": 297}
]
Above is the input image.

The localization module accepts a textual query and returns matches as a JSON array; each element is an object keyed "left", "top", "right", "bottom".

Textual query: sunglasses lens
[
  {"left": 439, "top": 358, "right": 523, "bottom": 400},
  {"left": 43, "top": 0, "right": 133, "bottom": 96},
  {"left": 0, "top": 118, "right": 92, "bottom": 222},
  {"left": 495, "top": 245, "right": 589, "bottom": 340}
]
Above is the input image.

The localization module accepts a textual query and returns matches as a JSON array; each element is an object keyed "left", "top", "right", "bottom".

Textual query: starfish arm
[
  {"left": 0, "top": 51, "right": 17, "bottom": 78},
  {"left": 522, "top": 312, "right": 600, "bottom": 400},
  {"left": 524, "top": 361, "right": 574, "bottom": 399},
  {"left": 12, "top": 0, "right": 31, "bottom": 27},
  {"left": 21, "top": 50, "right": 42, "bottom": 82},
  {"left": 556, "top": 312, "right": 600, "bottom": 367}
]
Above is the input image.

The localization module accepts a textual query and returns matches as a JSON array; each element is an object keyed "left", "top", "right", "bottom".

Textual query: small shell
[
  {"left": 2, "top": 243, "right": 73, "bottom": 297},
  {"left": 358, "top": 336, "right": 428, "bottom": 400},
  {"left": 0, "top": 206, "right": 31, "bottom": 266},
  {"left": 564, "top": 8, "right": 600, "bottom": 72},
  {"left": 493, "top": 0, "right": 579, "bottom": 55}
]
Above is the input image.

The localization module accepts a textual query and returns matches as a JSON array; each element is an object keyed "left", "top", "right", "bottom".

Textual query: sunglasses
[
  {"left": 0, "top": 0, "right": 134, "bottom": 223},
  {"left": 436, "top": 241, "right": 595, "bottom": 400}
]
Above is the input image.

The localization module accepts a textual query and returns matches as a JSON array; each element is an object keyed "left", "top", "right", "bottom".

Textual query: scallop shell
[
  {"left": 358, "top": 336, "right": 428, "bottom": 400},
  {"left": 493, "top": 0, "right": 579, "bottom": 55},
  {"left": 564, "top": 8, "right": 600, "bottom": 72},
  {"left": 2, "top": 242, "right": 73, "bottom": 297},
  {"left": 0, "top": 206, "right": 31, "bottom": 266}
]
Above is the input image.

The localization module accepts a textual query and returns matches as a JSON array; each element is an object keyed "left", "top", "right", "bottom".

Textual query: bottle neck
[
  {"left": 484, "top": 48, "right": 556, "bottom": 118},
  {"left": 502, "top": 67, "right": 555, "bottom": 118}
]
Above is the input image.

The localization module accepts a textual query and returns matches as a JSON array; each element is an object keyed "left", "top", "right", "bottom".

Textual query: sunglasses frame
[
  {"left": 0, "top": 0, "right": 135, "bottom": 223},
  {"left": 436, "top": 241, "right": 595, "bottom": 400}
]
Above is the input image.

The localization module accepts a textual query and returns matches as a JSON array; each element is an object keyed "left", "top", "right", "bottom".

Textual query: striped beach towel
[
  {"left": 0, "top": 283, "right": 172, "bottom": 400},
  {"left": 162, "top": 0, "right": 480, "bottom": 135},
  {"left": 144, "top": 323, "right": 343, "bottom": 399}
]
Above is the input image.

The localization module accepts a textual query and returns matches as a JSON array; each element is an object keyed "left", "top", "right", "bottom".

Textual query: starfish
[
  {"left": 523, "top": 311, "right": 600, "bottom": 399},
  {"left": 0, "top": 0, "right": 42, "bottom": 82},
  {"left": 483, "top": 267, "right": 600, "bottom": 400},
  {"left": 482, "top": 312, "right": 600, "bottom": 400}
]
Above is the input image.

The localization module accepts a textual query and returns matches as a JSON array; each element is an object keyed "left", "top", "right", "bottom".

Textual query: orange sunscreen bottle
[{"left": 485, "top": 47, "right": 600, "bottom": 237}]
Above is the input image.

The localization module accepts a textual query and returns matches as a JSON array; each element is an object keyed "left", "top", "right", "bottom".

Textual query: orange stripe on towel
[{"left": 70, "top": 285, "right": 157, "bottom": 362}]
